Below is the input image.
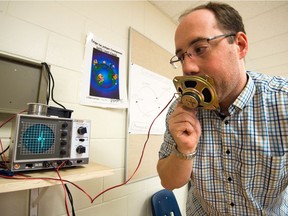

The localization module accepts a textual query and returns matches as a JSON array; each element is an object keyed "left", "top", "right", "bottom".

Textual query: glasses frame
[{"left": 170, "top": 33, "right": 236, "bottom": 69}]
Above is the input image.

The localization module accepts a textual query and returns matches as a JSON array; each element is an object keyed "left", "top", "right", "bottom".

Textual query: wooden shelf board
[{"left": 0, "top": 162, "right": 114, "bottom": 193}]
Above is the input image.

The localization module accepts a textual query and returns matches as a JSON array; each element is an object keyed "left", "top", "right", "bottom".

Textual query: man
[{"left": 157, "top": 2, "right": 288, "bottom": 215}]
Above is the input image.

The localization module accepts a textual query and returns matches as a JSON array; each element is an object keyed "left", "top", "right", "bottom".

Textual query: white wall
[
  {"left": 0, "top": 1, "right": 186, "bottom": 216},
  {"left": 0, "top": 1, "right": 287, "bottom": 216},
  {"left": 239, "top": 1, "right": 288, "bottom": 78},
  {"left": 151, "top": 0, "right": 288, "bottom": 78}
]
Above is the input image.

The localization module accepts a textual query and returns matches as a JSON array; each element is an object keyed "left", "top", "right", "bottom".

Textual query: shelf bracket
[{"left": 29, "top": 187, "right": 49, "bottom": 216}]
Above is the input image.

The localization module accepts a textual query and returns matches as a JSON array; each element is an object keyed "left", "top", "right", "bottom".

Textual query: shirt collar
[
  {"left": 211, "top": 72, "right": 255, "bottom": 117},
  {"left": 232, "top": 72, "right": 255, "bottom": 111}
]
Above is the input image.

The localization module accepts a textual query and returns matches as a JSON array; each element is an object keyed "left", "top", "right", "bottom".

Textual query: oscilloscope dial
[{"left": 77, "top": 126, "right": 87, "bottom": 135}]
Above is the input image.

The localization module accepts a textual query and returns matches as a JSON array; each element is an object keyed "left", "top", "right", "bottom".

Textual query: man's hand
[{"left": 168, "top": 102, "right": 201, "bottom": 153}]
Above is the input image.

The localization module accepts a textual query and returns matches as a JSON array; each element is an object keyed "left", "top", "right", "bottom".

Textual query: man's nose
[{"left": 182, "top": 57, "right": 200, "bottom": 75}]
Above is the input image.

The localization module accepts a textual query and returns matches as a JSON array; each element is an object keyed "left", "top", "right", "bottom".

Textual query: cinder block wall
[{"left": 0, "top": 1, "right": 185, "bottom": 216}]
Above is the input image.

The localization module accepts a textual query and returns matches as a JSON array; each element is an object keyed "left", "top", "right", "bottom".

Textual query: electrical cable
[
  {"left": 53, "top": 161, "right": 71, "bottom": 216},
  {"left": 44, "top": 93, "right": 176, "bottom": 215},
  {"left": 0, "top": 145, "right": 9, "bottom": 156},
  {"left": 0, "top": 112, "right": 21, "bottom": 128},
  {"left": 0, "top": 110, "right": 26, "bottom": 169},
  {"left": 0, "top": 173, "right": 93, "bottom": 201},
  {"left": 0, "top": 139, "right": 8, "bottom": 168},
  {"left": 0, "top": 93, "right": 177, "bottom": 215},
  {"left": 90, "top": 93, "right": 176, "bottom": 203},
  {"left": 65, "top": 184, "right": 76, "bottom": 216},
  {"left": 41, "top": 62, "right": 66, "bottom": 109},
  {"left": 44, "top": 63, "right": 51, "bottom": 105}
]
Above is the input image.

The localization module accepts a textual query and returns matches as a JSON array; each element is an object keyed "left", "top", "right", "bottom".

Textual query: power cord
[
  {"left": 42, "top": 62, "right": 66, "bottom": 109},
  {"left": 0, "top": 145, "right": 9, "bottom": 156},
  {"left": 0, "top": 90, "right": 177, "bottom": 216},
  {"left": 65, "top": 184, "right": 76, "bottom": 216}
]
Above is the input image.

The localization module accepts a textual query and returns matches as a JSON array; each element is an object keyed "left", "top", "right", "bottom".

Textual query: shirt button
[
  {"left": 226, "top": 149, "right": 230, "bottom": 154},
  {"left": 224, "top": 120, "right": 229, "bottom": 125},
  {"left": 228, "top": 177, "right": 232, "bottom": 182},
  {"left": 230, "top": 202, "right": 235, "bottom": 207}
]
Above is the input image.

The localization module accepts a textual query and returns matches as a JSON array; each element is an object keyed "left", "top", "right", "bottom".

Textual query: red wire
[
  {"left": 0, "top": 139, "right": 8, "bottom": 167},
  {"left": 0, "top": 113, "right": 17, "bottom": 168},
  {"left": 0, "top": 173, "right": 92, "bottom": 200},
  {"left": 91, "top": 93, "right": 176, "bottom": 202},
  {"left": 0, "top": 109, "right": 27, "bottom": 128},
  {"left": 55, "top": 162, "right": 70, "bottom": 216},
  {"left": 0, "top": 109, "right": 27, "bottom": 169},
  {"left": 0, "top": 95, "right": 176, "bottom": 212}
]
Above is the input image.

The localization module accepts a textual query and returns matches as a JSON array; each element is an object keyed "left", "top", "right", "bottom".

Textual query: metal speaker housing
[{"left": 173, "top": 75, "right": 219, "bottom": 110}]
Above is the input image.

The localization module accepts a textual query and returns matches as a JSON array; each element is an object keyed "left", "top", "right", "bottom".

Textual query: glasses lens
[{"left": 188, "top": 40, "right": 210, "bottom": 57}]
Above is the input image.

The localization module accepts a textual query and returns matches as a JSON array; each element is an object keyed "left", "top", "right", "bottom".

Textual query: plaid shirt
[{"left": 159, "top": 71, "right": 288, "bottom": 215}]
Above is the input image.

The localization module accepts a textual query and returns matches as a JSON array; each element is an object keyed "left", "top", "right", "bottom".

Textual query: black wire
[
  {"left": 41, "top": 62, "right": 51, "bottom": 105},
  {"left": 45, "top": 64, "right": 51, "bottom": 105},
  {"left": 0, "top": 146, "right": 9, "bottom": 168},
  {"left": 65, "top": 184, "right": 76, "bottom": 216},
  {"left": 41, "top": 62, "right": 66, "bottom": 109},
  {"left": 0, "top": 145, "right": 9, "bottom": 156}
]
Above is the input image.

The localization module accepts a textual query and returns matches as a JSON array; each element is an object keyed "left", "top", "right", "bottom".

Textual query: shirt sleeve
[{"left": 158, "top": 100, "right": 178, "bottom": 159}]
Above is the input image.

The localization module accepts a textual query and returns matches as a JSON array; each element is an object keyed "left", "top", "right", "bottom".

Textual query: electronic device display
[
  {"left": 9, "top": 114, "right": 90, "bottom": 171},
  {"left": 173, "top": 75, "right": 219, "bottom": 110}
]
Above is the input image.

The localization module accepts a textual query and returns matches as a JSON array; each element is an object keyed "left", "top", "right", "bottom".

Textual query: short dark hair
[{"left": 179, "top": 2, "right": 246, "bottom": 35}]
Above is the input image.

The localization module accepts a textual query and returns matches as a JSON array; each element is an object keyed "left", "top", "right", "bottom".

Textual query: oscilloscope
[{"left": 9, "top": 113, "right": 91, "bottom": 172}]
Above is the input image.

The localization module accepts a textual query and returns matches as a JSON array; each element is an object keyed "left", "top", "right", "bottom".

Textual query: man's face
[{"left": 174, "top": 9, "right": 246, "bottom": 108}]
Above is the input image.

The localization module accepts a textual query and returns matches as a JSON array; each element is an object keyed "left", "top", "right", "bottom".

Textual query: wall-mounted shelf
[
  {"left": 0, "top": 162, "right": 113, "bottom": 193},
  {"left": 0, "top": 162, "right": 114, "bottom": 216}
]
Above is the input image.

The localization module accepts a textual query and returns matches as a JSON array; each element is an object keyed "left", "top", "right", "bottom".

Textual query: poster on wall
[
  {"left": 81, "top": 32, "right": 128, "bottom": 108},
  {"left": 128, "top": 63, "right": 175, "bottom": 135}
]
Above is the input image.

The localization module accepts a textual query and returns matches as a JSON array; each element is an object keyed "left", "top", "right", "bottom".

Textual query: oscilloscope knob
[
  {"left": 60, "top": 140, "right": 67, "bottom": 145},
  {"left": 76, "top": 145, "right": 86, "bottom": 154},
  {"left": 61, "top": 131, "right": 68, "bottom": 137},
  {"left": 62, "top": 122, "right": 68, "bottom": 128},
  {"left": 60, "top": 150, "right": 66, "bottom": 155},
  {"left": 77, "top": 127, "right": 87, "bottom": 135}
]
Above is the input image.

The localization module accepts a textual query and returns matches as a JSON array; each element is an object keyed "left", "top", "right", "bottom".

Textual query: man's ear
[{"left": 235, "top": 32, "right": 248, "bottom": 59}]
